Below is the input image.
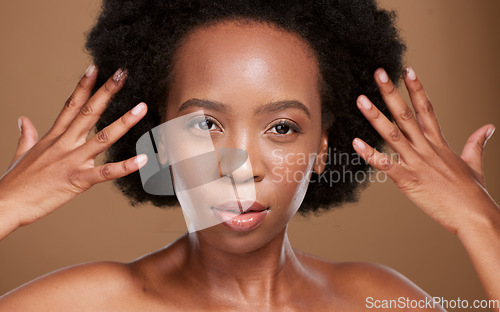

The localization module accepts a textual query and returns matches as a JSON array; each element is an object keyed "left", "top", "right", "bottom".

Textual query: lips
[
  {"left": 214, "top": 199, "right": 267, "bottom": 214},
  {"left": 211, "top": 200, "right": 269, "bottom": 231}
]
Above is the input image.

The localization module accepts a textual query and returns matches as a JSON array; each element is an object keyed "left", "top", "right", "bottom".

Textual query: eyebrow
[
  {"left": 177, "top": 98, "right": 311, "bottom": 119},
  {"left": 177, "top": 98, "right": 229, "bottom": 114},
  {"left": 254, "top": 100, "right": 311, "bottom": 119}
]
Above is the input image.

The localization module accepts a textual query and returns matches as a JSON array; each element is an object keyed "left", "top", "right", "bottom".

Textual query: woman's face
[{"left": 164, "top": 20, "right": 328, "bottom": 253}]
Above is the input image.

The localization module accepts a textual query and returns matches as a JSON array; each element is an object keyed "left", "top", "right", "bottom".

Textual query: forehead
[{"left": 167, "top": 20, "right": 322, "bottom": 114}]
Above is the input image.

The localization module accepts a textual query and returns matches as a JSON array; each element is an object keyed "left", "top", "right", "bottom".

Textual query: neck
[{"left": 180, "top": 227, "right": 306, "bottom": 306}]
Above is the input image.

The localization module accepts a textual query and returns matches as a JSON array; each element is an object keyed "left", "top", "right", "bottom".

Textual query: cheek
[{"left": 267, "top": 147, "right": 317, "bottom": 214}]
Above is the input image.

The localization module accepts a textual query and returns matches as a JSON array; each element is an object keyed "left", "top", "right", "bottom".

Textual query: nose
[
  {"left": 218, "top": 148, "right": 254, "bottom": 183},
  {"left": 217, "top": 143, "right": 265, "bottom": 184}
]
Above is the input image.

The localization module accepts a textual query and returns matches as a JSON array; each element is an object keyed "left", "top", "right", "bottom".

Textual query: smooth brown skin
[{"left": 0, "top": 20, "right": 499, "bottom": 311}]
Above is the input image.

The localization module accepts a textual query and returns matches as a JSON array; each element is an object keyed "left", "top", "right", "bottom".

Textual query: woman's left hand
[{"left": 352, "top": 67, "right": 499, "bottom": 235}]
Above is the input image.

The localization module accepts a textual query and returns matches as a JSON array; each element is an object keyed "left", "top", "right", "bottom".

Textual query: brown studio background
[{"left": 1, "top": 0, "right": 499, "bottom": 302}]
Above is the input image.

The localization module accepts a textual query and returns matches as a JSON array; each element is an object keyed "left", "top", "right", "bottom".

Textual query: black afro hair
[{"left": 85, "top": 0, "right": 406, "bottom": 215}]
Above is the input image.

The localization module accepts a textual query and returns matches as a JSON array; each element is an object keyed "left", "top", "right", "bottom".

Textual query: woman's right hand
[{"left": 0, "top": 65, "right": 148, "bottom": 240}]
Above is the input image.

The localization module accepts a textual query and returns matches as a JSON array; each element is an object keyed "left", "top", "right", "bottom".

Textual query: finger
[
  {"left": 374, "top": 68, "right": 432, "bottom": 153},
  {"left": 352, "top": 138, "right": 406, "bottom": 181},
  {"left": 353, "top": 137, "right": 426, "bottom": 193},
  {"left": 62, "top": 68, "right": 128, "bottom": 142},
  {"left": 84, "top": 154, "right": 148, "bottom": 186},
  {"left": 356, "top": 95, "right": 421, "bottom": 163},
  {"left": 460, "top": 124, "right": 495, "bottom": 186},
  {"left": 50, "top": 64, "right": 98, "bottom": 136},
  {"left": 10, "top": 116, "right": 39, "bottom": 165},
  {"left": 81, "top": 102, "right": 147, "bottom": 158},
  {"left": 403, "top": 67, "right": 446, "bottom": 147}
]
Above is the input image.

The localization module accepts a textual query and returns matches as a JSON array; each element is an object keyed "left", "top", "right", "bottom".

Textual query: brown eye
[
  {"left": 198, "top": 118, "right": 214, "bottom": 130},
  {"left": 267, "top": 120, "right": 300, "bottom": 135},
  {"left": 274, "top": 124, "right": 291, "bottom": 134},
  {"left": 189, "top": 116, "right": 220, "bottom": 131},
  {"left": 187, "top": 116, "right": 222, "bottom": 135}
]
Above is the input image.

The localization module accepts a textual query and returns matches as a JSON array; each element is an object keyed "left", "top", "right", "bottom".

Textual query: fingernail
[
  {"left": 359, "top": 95, "right": 371, "bottom": 110},
  {"left": 354, "top": 138, "right": 365, "bottom": 151},
  {"left": 135, "top": 154, "right": 148, "bottom": 167},
  {"left": 85, "top": 64, "right": 96, "bottom": 77},
  {"left": 131, "top": 102, "right": 146, "bottom": 115},
  {"left": 377, "top": 68, "right": 389, "bottom": 83},
  {"left": 17, "top": 117, "right": 22, "bottom": 133},
  {"left": 405, "top": 67, "right": 417, "bottom": 81},
  {"left": 112, "top": 68, "right": 126, "bottom": 85},
  {"left": 486, "top": 127, "right": 495, "bottom": 141}
]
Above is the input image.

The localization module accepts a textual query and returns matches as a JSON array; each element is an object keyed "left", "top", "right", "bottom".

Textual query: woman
[{"left": 0, "top": 0, "right": 499, "bottom": 310}]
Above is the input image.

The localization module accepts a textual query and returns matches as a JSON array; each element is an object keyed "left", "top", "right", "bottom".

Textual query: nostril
[{"left": 217, "top": 147, "right": 255, "bottom": 182}]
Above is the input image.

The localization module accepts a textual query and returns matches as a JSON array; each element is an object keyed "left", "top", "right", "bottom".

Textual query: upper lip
[{"left": 212, "top": 199, "right": 267, "bottom": 213}]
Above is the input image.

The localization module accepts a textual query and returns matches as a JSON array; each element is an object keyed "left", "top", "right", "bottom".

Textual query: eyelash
[
  {"left": 187, "top": 116, "right": 302, "bottom": 137},
  {"left": 266, "top": 119, "right": 301, "bottom": 136},
  {"left": 187, "top": 115, "right": 222, "bottom": 132}
]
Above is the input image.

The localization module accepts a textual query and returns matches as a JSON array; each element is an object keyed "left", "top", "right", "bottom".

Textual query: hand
[
  {"left": 352, "top": 67, "right": 498, "bottom": 235},
  {"left": 0, "top": 65, "right": 148, "bottom": 236}
]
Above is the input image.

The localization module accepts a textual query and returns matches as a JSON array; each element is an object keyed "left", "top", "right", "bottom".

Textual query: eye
[
  {"left": 187, "top": 116, "right": 222, "bottom": 133},
  {"left": 196, "top": 118, "right": 216, "bottom": 131},
  {"left": 266, "top": 119, "right": 301, "bottom": 135}
]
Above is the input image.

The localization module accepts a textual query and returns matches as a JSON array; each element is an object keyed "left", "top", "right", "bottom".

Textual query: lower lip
[{"left": 212, "top": 208, "right": 269, "bottom": 232}]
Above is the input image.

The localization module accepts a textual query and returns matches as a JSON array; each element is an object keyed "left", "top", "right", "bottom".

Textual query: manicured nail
[
  {"left": 359, "top": 95, "right": 371, "bottom": 110},
  {"left": 17, "top": 117, "right": 22, "bottom": 133},
  {"left": 85, "top": 64, "right": 96, "bottom": 77},
  {"left": 486, "top": 127, "right": 495, "bottom": 141},
  {"left": 353, "top": 138, "right": 366, "bottom": 151},
  {"left": 135, "top": 154, "right": 148, "bottom": 167},
  {"left": 131, "top": 102, "right": 146, "bottom": 115},
  {"left": 112, "top": 68, "right": 126, "bottom": 85},
  {"left": 377, "top": 68, "right": 389, "bottom": 83},
  {"left": 405, "top": 67, "right": 416, "bottom": 80}
]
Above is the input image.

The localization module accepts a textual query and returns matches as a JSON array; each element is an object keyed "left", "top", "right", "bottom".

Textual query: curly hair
[{"left": 85, "top": 0, "right": 406, "bottom": 215}]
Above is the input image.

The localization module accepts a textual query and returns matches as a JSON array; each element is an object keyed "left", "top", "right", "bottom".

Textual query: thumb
[
  {"left": 10, "top": 116, "right": 39, "bottom": 166},
  {"left": 460, "top": 124, "right": 495, "bottom": 187}
]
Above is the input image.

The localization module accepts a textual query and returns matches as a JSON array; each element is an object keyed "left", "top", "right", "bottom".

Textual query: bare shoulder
[
  {"left": 295, "top": 250, "right": 447, "bottom": 311},
  {"left": 0, "top": 261, "right": 143, "bottom": 312}
]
